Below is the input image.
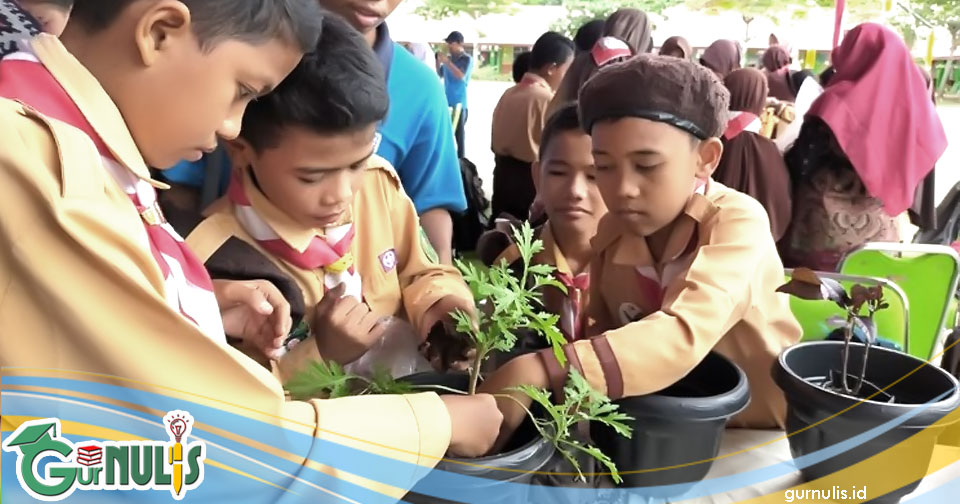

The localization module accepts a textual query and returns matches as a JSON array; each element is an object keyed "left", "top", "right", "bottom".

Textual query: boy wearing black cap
[
  {"left": 481, "top": 54, "right": 801, "bottom": 447},
  {"left": 439, "top": 30, "right": 472, "bottom": 158}
]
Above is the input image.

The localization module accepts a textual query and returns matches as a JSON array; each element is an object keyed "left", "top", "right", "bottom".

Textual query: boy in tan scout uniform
[
  {"left": 479, "top": 104, "right": 606, "bottom": 344},
  {"left": 0, "top": 0, "right": 500, "bottom": 495},
  {"left": 482, "top": 54, "right": 801, "bottom": 448},
  {"left": 186, "top": 14, "right": 475, "bottom": 378}
]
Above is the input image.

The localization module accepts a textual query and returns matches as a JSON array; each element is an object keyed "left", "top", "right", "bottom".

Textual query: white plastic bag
[{"left": 343, "top": 317, "right": 432, "bottom": 379}]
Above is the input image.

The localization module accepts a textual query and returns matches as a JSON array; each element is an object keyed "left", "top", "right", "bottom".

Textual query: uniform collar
[
  {"left": 593, "top": 182, "right": 720, "bottom": 268},
  {"left": 537, "top": 221, "right": 572, "bottom": 276},
  {"left": 519, "top": 72, "right": 550, "bottom": 90},
  {"left": 239, "top": 163, "right": 374, "bottom": 253},
  {"left": 32, "top": 35, "right": 166, "bottom": 189},
  {"left": 372, "top": 23, "right": 394, "bottom": 81}
]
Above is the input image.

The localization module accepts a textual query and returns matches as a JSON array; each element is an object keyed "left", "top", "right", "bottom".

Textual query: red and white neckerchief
[
  {"left": 591, "top": 37, "right": 632, "bottom": 67},
  {"left": 555, "top": 271, "right": 589, "bottom": 342},
  {"left": 0, "top": 49, "right": 225, "bottom": 341},
  {"left": 227, "top": 170, "right": 363, "bottom": 301},
  {"left": 722, "top": 111, "right": 762, "bottom": 140}
]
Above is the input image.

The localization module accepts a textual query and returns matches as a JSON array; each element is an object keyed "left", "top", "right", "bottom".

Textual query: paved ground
[{"left": 463, "top": 81, "right": 960, "bottom": 205}]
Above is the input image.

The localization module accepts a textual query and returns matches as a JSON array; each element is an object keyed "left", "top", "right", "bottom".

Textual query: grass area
[{"left": 473, "top": 64, "right": 513, "bottom": 83}]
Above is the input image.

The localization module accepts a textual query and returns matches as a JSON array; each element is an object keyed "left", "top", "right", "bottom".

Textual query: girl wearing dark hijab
[
  {"left": 763, "top": 45, "right": 796, "bottom": 101},
  {"left": 546, "top": 8, "right": 652, "bottom": 117},
  {"left": 659, "top": 35, "right": 692, "bottom": 59},
  {"left": 0, "top": 0, "right": 41, "bottom": 59},
  {"left": 700, "top": 39, "right": 741, "bottom": 78},
  {"left": 715, "top": 68, "right": 793, "bottom": 240}
]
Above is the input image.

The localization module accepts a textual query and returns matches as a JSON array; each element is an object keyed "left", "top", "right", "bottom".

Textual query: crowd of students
[{"left": 0, "top": 0, "right": 949, "bottom": 497}]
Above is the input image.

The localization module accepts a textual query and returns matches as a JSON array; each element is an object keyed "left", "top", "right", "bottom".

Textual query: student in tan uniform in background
[
  {"left": 187, "top": 14, "right": 475, "bottom": 380},
  {"left": 478, "top": 104, "right": 605, "bottom": 344},
  {"left": 0, "top": 1, "right": 501, "bottom": 495},
  {"left": 490, "top": 31, "right": 574, "bottom": 221},
  {"left": 481, "top": 55, "right": 801, "bottom": 450}
]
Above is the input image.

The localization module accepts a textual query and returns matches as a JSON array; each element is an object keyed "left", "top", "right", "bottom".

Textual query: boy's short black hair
[
  {"left": 19, "top": 0, "right": 73, "bottom": 9},
  {"left": 574, "top": 19, "right": 604, "bottom": 53},
  {"left": 512, "top": 51, "right": 531, "bottom": 83},
  {"left": 538, "top": 103, "right": 583, "bottom": 161},
  {"left": 579, "top": 54, "right": 729, "bottom": 140},
  {"left": 530, "top": 31, "right": 575, "bottom": 71},
  {"left": 239, "top": 13, "right": 388, "bottom": 152},
  {"left": 69, "top": 0, "right": 322, "bottom": 51}
]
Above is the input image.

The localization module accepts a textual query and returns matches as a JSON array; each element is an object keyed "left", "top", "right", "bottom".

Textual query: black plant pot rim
[
  {"left": 613, "top": 352, "right": 751, "bottom": 421},
  {"left": 434, "top": 432, "right": 556, "bottom": 481},
  {"left": 774, "top": 341, "right": 960, "bottom": 421}
]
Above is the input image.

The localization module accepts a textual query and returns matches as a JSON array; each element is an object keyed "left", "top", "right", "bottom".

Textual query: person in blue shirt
[
  {"left": 316, "top": 1, "right": 466, "bottom": 264},
  {"left": 438, "top": 30, "right": 473, "bottom": 159}
]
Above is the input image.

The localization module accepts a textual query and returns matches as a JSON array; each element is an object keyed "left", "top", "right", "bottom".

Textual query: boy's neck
[
  {"left": 550, "top": 220, "right": 593, "bottom": 275},
  {"left": 364, "top": 28, "right": 378, "bottom": 48},
  {"left": 645, "top": 215, "right": 681, "bottom": 265}
]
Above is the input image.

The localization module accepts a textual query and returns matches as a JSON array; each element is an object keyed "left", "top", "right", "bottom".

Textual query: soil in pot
[
  {"left": 590, "top": 352, "right": 750, "bottom": 490},
  {"left": 401, "top": 372, "right": 556, "bottom": 504},
  {"left": 773, "top": 341, "right": 960, "bottom": 504}
]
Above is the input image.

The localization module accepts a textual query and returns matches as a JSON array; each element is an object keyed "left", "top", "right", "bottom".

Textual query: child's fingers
[{"left": 315, "top": 283, "right": 346, "bottom": 317}]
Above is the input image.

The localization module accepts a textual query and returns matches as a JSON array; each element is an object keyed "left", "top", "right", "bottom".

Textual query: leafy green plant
[
  {"left": 778, "top": 268, "right": 891, "bottom": 398},
  {"left": 284, "top": 222, "right": 632, "bottom": 483},
  {"left": 452, "top": 221, "right": 569, "bottom": 395},
  {"left": 516, "top": 370, "right": 633, "bottom": 483}
]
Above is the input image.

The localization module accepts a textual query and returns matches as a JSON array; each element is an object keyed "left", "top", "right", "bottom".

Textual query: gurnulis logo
[{"left": 1, "top": 410, "right": 206, "bottom": 501}]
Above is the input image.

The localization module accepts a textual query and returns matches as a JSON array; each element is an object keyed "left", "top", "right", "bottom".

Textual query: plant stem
[
  {"left": 468, "top": 347, "right": 485, "bottom": 395},
  {"left": 410, "top": 384, "right": 469, "bottom": 395},
  {"left": 855, "top": 339, "right": 872, "bottom": 397},
  {"left": 841, "top": 314, "right": 853, "bottom": 394}
]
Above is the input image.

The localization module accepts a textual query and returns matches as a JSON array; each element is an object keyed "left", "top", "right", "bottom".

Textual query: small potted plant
[
  {"left": 774, "top": 268, "right": 960, "bottom": 503},
  {"left": 286, "top": 222, "right": 633, "bottom": 502}
]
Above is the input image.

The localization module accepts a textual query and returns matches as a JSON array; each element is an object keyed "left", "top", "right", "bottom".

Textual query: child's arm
[
  {"left": 387, "top": 175, "right": 474, "bottom": 339},
  {"left": 0, "top": 102, "right": 489, "bottom": 497},
  {"left": 482, "top": 199, "right": 774, "bottom": 430}
]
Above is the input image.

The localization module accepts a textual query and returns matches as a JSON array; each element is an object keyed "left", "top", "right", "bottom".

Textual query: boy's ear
[
  {"left": 695, "top": 137, "right": 724, "bottom": 179},
  {"left": 225, "top": 138, "right": 256, "bottom": 170},
  {"left": 531, "top": 161, "right": 541, "bottom": 193},
  {"left": 134, "top": 0, "right": 193, "bottom": 67}
]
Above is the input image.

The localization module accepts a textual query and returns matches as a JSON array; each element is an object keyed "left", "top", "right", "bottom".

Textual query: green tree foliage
[{"left": 551, "top": 0, "right": 684, "bottom": 39}]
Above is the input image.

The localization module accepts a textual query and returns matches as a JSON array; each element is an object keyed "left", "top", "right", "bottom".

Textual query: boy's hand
[
  {"left": 419, "top": 296, "right": 476, "bottom": 371},
  {"left": 214, "top": 279, "right": 291, "bottom": 361},
  {"left": 478, "top": 353, "right": 550, "bottom": 453},
  {"left": 440, "top": 394, "right": 503, "bottom": 458},
  {"left": 312, "top": 283, "right": 387, "bottom": 364}
]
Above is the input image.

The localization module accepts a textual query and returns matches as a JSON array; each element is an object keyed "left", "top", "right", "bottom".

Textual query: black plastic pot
[
  {"left": 402, "top": 372, "right": 556, "bottom": 503},
  {"left": 590, "top": 352, "right": 750, "bottom": 488},
  {"left": 773, "top": 341, "right": 960, "bottom": 504}
]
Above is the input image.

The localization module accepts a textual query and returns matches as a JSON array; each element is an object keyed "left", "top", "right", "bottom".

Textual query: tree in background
[
  {"left": 688, "top": 0, "right": 882, "bottom": 46},
  {"left": 416, "top": 0, "right": 518, "bottom": 20},
  {"left": 550, "top": 0, "right": 683, "bottom": 39}
]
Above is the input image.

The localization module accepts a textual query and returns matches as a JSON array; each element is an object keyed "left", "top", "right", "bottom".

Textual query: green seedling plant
[
  {"left": 284, "top": 222, "right": 632, "bottom": 483},
  {"left": 516, "top": 369, "right": 633, "bottom": 483},
  {"left": 452, "top": 221, "right": 569, "bottom": 395},
  {"left": 778, "top": 268, "right": 890, "bottom": 398}
]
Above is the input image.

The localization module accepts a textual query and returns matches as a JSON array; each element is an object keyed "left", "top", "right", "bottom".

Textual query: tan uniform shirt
[
  {"left": 490, "top": 73, "right": 554, "bottom": 163},
  {"left": 0, "top": 35, "right": 449, "bottom": 497},
  {"left": 495, "top": 221, "right": 592, "bottom": 341},
  {"left": 186, "top": 161, "right": 473, "bottom": 372},
  {"left": 543, "top": 182, "right": 801, "bottom": 428}
]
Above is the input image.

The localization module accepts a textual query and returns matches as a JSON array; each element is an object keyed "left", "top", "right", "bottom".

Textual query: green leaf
[
  {"left": 367, "top": 367, "right": 415, "bottom": 395},
  {"left": 527, "top": 263, "right": 556, "bottom": 277},
  {"left": 284, "top": 360, "right": 356, "bottom": 400}
]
